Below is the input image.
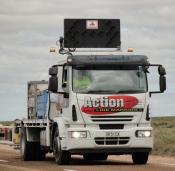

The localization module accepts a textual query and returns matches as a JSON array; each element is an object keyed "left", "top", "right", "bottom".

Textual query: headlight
[
  {"left": 71, "top": 131, "right": 87, "bottom": 138},
  {"left": 136, "top": 130, "right": 152, "bottom": 138}
]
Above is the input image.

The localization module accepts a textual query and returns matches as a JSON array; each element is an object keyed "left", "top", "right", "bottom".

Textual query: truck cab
[{"left": 48, "top": 52, "right": 166, "bottom": 164}]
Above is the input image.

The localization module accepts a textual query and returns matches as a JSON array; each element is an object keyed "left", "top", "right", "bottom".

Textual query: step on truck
[{"left": 17, "top": 19, "right": 166, "bottom": 165}]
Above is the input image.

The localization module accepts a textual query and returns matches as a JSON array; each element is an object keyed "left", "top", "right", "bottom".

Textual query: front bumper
[
  {"left": 69, "top": 148, "right": 152, "bottom": 154},
  {"left": 61, "top": 126, "right": 153, "bottom": 154}
]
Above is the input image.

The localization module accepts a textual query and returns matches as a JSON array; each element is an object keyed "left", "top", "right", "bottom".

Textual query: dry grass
[{"left": 152, "top": 117, "right": 175, "bottom": 156}]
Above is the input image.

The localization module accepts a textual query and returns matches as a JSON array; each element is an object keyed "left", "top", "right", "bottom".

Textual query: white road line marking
[
  {"left": 158, "top": 162, "right": 175, "bottom": 167},
  {"left": 64, "top": 169, "right": 78, "bottom": 171},
  {"left": 0, "top": 163, "right": 41, "bottom": 171},
  {"left": 0, "top": 159, "right": 8, "bottom": 163},
  {"left": 151, "top": 162, "right": 175, "bottom": 167}
]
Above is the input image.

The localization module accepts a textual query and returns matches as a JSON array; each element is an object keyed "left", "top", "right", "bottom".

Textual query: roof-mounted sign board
[{"left": 64, "top": 19, "right": 121, "bottom": 48}]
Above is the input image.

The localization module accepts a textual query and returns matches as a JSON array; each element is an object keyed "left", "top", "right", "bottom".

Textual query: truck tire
[
  {"left": 34, "top": 142, "right": 46, "bottom": 160},
  {"left": 53, "top": 128, "right": 71, "bottom": 165},
  {"left": 132, "top": 152, "right": 149, "bottom": 164},
  {"left": 20, "top": 127, "right": 34, "bottom": 161},
  {"left": 83, "top": 153, "right": 108, "bottom": 160},
  {"left": 20, "top": 128, "right": 45, "bottom": 161}
]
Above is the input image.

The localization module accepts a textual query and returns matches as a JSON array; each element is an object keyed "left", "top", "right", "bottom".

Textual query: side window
[
  {"left": 57, "top": 66, "right": 63, "bottom": 92},
  {"left": 62, "top": 66, "right": 69, "bottom": 92},
  {"left": 63, "top": 69, "right": 67, "bottom": 83}
]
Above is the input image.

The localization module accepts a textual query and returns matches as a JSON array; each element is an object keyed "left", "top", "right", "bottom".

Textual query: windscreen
[{"left": 72, "top": 66, "right": 147, "bottom": 94}]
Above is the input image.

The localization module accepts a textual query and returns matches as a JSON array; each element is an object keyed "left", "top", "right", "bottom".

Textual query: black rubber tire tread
[
  {"left": 53, "top": 127, "right": 71, "bottom": 165},
  {"left": 33, "top": 142, "right": 46, "bottom": 161},
  {"left": 20, "top": 127, "right": 35, "bottom": 161},
  {"left": 20, "top": 128, "right": 46, "bottom": 161},
  {"left": 132, "top": 152, "right": 149, "bottom": 164},
  {"left": 83, "top": 153, "right": 108, "bottom": 160}
]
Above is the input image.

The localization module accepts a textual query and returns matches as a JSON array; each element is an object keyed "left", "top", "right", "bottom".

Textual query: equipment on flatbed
[
  {"left": 17, "top": 19, "right": 166, "bottom": 165},
  {"left": 28, "top": 81, "right": 48, "bottom": 119}
]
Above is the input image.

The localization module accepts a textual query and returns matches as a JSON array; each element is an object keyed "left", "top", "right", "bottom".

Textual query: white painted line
[
  {"left": 0, "top": 159, "right": 8, "bottom": 163},
  {"left": 64, "top": 169, "right": 78, "bottom": 171},
  {"left": 151, "top": 162, "right": 175, "bottom": 167},
  {"left": 158, "top": 162, "right": 175, "bottom": 167}
]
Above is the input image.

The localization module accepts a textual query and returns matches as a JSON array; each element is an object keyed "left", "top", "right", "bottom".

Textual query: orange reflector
[
  {"left": 128, "top": 48, "right": 134, "bottom": 52},
  {"left": 49, "top": 48, "right": 56, "bottom": 52}
]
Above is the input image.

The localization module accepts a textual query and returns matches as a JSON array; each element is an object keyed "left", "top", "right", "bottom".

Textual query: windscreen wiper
[
  {"left": 117, "top": 90, "right": 145, "bottom": 93},
  {"left": 86, "top": 90, "right": 117, "bottom": 94},
  {"left": 79, "top": 90, "right": 145, "bottom": 94}
]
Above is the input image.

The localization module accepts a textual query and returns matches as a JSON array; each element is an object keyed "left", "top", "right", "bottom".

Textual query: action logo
[{"left": 81, "top": 95, "right": 142, "bottom": 114}]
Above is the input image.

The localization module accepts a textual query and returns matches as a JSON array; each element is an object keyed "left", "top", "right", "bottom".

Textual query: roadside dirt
[{"left": 0, "top": 144, "right": 175, "bottom": 171}]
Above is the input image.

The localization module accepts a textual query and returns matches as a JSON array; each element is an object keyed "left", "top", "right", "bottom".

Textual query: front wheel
[
  {"left": 53, "top": 128, "right": 71, "bottom": 165},
  {"left": 132, "top": 152, "right": 149, "bottom": 164}
]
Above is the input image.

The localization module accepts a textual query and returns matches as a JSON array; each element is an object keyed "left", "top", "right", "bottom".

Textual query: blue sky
[{"left": 0, "top": 0, "right": 175, "bottom": 121}]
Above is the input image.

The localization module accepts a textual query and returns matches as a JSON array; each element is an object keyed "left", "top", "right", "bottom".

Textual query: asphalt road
[{"left": 0, "top": 144, "right": 175, "bottom": 171}]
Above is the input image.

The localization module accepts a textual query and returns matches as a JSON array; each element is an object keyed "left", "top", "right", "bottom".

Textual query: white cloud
[{"left": 0, "top": 0, "right": 175, "bottom": 120}]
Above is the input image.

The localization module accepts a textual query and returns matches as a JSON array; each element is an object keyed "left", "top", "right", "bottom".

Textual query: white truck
[{"left": 17, "top": 19, "right": 166, "bottom": 165}]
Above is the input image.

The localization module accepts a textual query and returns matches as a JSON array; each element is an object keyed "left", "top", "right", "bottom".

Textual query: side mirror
[
  {"left": 149, "top": 65, "right": 167, "bottom": 96},
  {"left": 49, "top": 67, "right": 58, "bottom": 76},
  {"left": 160, "top": 75, "right": 166, "bottom": 92},
  {"left": 48, "top": 76, "right": 58, "bottom": 93},
  {"left": 158, "top": 66, "right": 166, "bottom": 75}
]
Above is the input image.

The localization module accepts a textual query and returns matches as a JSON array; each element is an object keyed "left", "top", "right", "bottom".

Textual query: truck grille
[
  {"left": 99, "top": 124, "right": 124, "bottom": 129},
  {"left": 91, "top": 115, "right": 133, "bottom": 122},
  {"left": 95, "top": 137, "right": 130, "bottom": 145}
]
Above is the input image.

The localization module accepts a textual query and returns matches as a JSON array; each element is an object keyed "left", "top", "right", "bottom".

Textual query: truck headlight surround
[
  {"left": 136, "top": 130, "right": 152, "bottom": 138},
  {"left": 71, "top": 131, "right": 87, "bottom": 138}
]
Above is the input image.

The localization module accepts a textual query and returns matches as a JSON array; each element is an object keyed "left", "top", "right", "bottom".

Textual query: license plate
[{"left": 106, "top": 131, "right": 120, "bottom": 137}]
